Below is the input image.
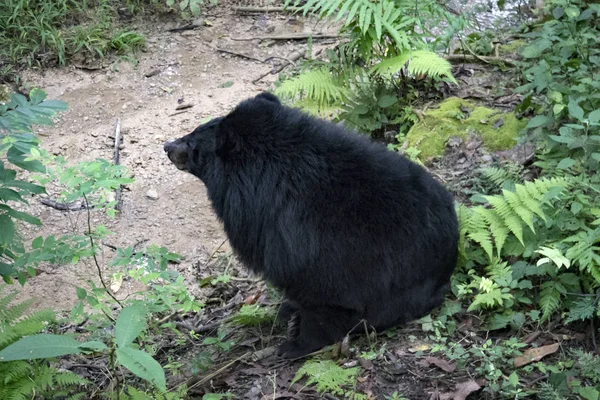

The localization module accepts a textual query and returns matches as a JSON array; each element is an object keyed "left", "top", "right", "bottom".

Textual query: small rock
[{"left": 146, "top": 189, "right": 159, "bottom": 200}]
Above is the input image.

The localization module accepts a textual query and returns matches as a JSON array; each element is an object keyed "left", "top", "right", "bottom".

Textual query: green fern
[
  {"left": 285, "top": 0, "right": 410, "bottom": 50},
  {"left": 292, "top": 359, "right": 360, "bottom": 397},
  {"left": 370, "top": 50, "right": 457, "bottom": 84},
  {"left": 0, "top": 285, "right": 89, "bottom": 399},
  {"left": 274, "top": 68, "right": 349, "bottom": 111},
  {"left": 538, "top": 281, "right": 563, "bottom": 321},
  {"left": 563, "top": 227, "right": 600, "bottom": 284},
  {"left": 464, "top": 177, "right": 567, "bottom": 260}
]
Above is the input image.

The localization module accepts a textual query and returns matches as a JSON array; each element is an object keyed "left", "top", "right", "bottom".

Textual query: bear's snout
[{"left": 163, "top": 139, "right": 189, "bottom": 171}]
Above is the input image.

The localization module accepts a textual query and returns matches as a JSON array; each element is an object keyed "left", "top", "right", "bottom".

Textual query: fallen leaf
[
  {"left": 453, "top": 379, "right": 482, "bottom": 400},
  {"left": 409, "top": 343, "right": 431, "bottom": 353},
  {"left": 110, "top": 274, "right": 123, "bottom": 293},
  {"left": 244, "top": 292, "right": 261, "bottom": 305},
  {"left": 417, "top": 356, "right": 457, "bottom": 373},
  {"left": 513, "top": 343, "right": 559, "bottom": 367},
  {"left": 341, "top": 335, "right": 351, "bottom": 357}
]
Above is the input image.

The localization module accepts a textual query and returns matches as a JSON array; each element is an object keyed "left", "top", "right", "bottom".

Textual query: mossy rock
[
  {"left": 498, "top": 39, "right": 526, "bottom": 56},
  {"left": 405, "top": 97, "right": 526, "bottom": 161}
]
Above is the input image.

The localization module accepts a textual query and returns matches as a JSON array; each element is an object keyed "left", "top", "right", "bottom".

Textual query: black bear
[{"left": 164, "top": 92, "right": 459, "bottom": 359}]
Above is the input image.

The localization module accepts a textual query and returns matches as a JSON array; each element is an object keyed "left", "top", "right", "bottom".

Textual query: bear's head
[{"left": 163, "top": 92, "right": 281, "bottom": 178}]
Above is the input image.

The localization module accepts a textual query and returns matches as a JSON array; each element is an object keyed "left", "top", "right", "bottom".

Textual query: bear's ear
[{"left": 255, "top": 92, "right": 281, "bottom": 104}]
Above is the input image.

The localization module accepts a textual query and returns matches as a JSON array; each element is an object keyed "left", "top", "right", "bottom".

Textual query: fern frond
[
  {"left": 539, "top": 282, "right": 562, "bottom": 321},
  {"left": 0, "top": 308, "right": 56, "bottom": 348},
  {"left": 481, "top": 209, "right": 509, "bottom": 257},
  {"left": 287, "top": 0, "right": 410, "bottom": 50},
  {"left": 1, "top": 361, "right": 31, "bottom": 384},
  {"left": 292, "top": 360, "right": 360, "bottom": 395},
  {"left": 464, "top": 178, "right": 567, "bottom": 260},
  {"left": 274, "top": 68, "right": 349, "bottom": 109},
  {"left": 481, "top": 167, "right": 515, "bottom": 188},
  {"left": 370, "top": 50, "right": 456, "bottom": 83},
  {"left": 467, "top": 208, "right": 494, "bottom": 260}
]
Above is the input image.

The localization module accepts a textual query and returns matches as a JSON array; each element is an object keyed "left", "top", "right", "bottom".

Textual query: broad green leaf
[
  {"left": 79, "top": 341, "right": 108, "bottom": 352},
  {"left": 115, "top": 304, "right": 147, "bottom": 347},
  {"left": 0, "top": 214, "right": 15, "bottom": 246},
  {"left": 557, "top": 157, "right": 576, "bottom": 169},
  {"left": 28, "top": 88, "right": 47, "bottom": 105},
  {"left": 76, "top": 286, "right": 87, "bottom": 299},
  {"left": 116, "top": 347, "right": 167, "bottom": 391},
  {"left": 0, "top": 262, "right": 14, "bottom": 275},
  {"left": 6, "top": 180, "right": 46, "bottom": 194},
  {"left": 6, "top": 147, "right": 46, "bottom": 173},
  {"left": 7, "top": 208, "right": 41, "bottom": 225},
  {"left": 508, "top": 371, "right": 519, "bottom": 387},
  {"left": 32, "top": 236, "right": 43, "bottom": 249},
  {"left": 588, "top": 109, "right": 600, "bottom": 124},
  {"left": 580, "top": 387, "right": 600, "bottom": 400},
  {"left": 0, "top": 334, "right": 82, "bottom": 361},
  {"left": 522, "top": 38, "right": 551, "bottom": 58},
  {"left": 527, "top": 115, "right": 552, "bottom": 129},
  {"left": 377, "top": 95, "right": 398, "bottom": 108},
  {"left": 0, "top": 188, "right": 25, "bottom": 203},
  {"left": 568, "top": 99, "right": 584, "bottom": 121}
]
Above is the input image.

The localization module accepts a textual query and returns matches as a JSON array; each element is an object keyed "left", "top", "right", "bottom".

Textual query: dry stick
[
  {"left": 83, "top": 193, "right": 122, "bottom": 315},
  {"left": 231, "top": 6, "right": 304, "bottom": 12},
  {"left": 40, "top": 198, "right": 88, "bottom": 211},
  {"left": 253, "top": 50, "right": 306, "bottom": 84},
  {"left": 445, "top": 54, "right": 517, "bottom": 67},
  {"left": 113, "top": 119, "right": 122, "bottom": 211},
  {"left": 216, "top": 48, "right": 265, "bottom": 63},
  {"left": 186, "top": 352, "right": 251, "bottom": 391},
  {"left": 230, "top": 33, "right": 341, "bottom": 41}
]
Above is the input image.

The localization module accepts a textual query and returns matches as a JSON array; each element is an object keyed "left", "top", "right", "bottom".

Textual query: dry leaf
[
  {"left": 453, "top": 379, "right": 482, "bottom": 400},
  {"left": 244, "top": 292, "right": 261, "bottom": 305},
  {"left": 417, "top": 356, "right": 457, "bottom": 372},
  {"left": 110, "top": 274, "right": 123, "bottom": 293},
  {"left": 513, "top": 343, "right": 559, "bottom": 367},
  {"left": 409, "top": 343, "right": 431, "bottom": 353},
  {"left": 341, "top": 334, "right": 351, "bottom": 357}
]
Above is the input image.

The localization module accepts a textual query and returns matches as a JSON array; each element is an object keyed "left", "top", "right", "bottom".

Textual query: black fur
[{"left": 164, "top": 93, "right": 459, "bottom": 358}]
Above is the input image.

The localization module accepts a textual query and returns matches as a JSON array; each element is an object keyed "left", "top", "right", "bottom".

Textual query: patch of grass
[{"left": 0, "top": 0, "right": 150, "bottom": 81}]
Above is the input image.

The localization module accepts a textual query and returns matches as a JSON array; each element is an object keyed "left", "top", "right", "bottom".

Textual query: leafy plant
[
  {"left": 0, "top": 303, "right": 168, "bottom": 392},
  {"left": 0, "top": 88, "right": 67, "bottom": 282},
  {"left": 291, "top": 359, "right": 362, "bottom": 398},
  {"left": 275, "top": 0, "right": 464, "bottom": 137},
  {"left": 0, "top": 284, "right": 90, "bottom": 399}
]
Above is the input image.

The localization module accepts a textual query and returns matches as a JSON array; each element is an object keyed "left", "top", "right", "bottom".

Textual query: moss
[
  {"left": 498, "top": 40, "right": 526, "bottom": 56},
  {"left": 405, "top": 97, "right": 526, "bottom": 161}
]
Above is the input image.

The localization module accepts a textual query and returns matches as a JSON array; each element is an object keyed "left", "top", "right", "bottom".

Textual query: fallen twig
[
  {"left": 169, "top": 110, "right": 189, "bottom": 117},
  {"left": 232, "top": 6, "right": 304, "bottom": 13},
  {"left": 175, "top": 103, "right": 194, "bottom": 111},
  {"left": 445, "top": 54, "right": 517, "bottom": 67},
  {"left": 216, "top": 48, "right": 266, "bottom": 63},
  {"left": 144, "top": 69, "right": 161, "bottom": 78},
  {"left": 230, "top": 33, "right": 341, "bottom": 41},
  {"left": 168, "top": 24, "right": 200, "bottom": 33},
  {"left": 40, "top": 198, "right": 88, "bottom": 211},
  {"left": 253, "top": 50, "right": 306, "bottom": 84},
  {"left": 113, "top": 118, "right": 122, "bottom": 211}
]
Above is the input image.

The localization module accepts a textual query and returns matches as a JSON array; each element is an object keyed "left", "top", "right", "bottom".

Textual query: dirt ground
[{"left": 9, "top": 5, "right": 343, "bottom": 311}]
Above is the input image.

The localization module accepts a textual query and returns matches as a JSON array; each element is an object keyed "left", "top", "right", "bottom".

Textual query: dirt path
[{"left": 11, "top": 6, "right": 336, "bottom": 311}]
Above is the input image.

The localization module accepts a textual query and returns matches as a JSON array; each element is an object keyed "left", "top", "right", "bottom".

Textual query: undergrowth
[{"left": 0, "top": 0, "right": 212, "bottom": 82}]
